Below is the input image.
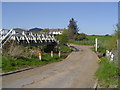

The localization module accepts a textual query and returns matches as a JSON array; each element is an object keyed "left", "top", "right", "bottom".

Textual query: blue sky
[{"left": 2, "top": 2, "right": 118, "bottom": 35}]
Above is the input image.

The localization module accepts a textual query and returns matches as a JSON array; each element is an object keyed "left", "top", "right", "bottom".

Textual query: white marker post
[
  {"left": 51, "top": 51, "right": 53, "bottom": 57},
  {"left": 38, "top": 52, "right": 42, "bottom": 61},
  {"left": 95, "top": 38, "right": 98, "bottom": 52},
  {"left": 59, "top": 51, "right": 61, "bottom": 58},
  {"left": 110, "top": 54, "right": 114, "bottom": 62},
  {"left": 106, "top": 50, "right": 109, "bottom": 57}
]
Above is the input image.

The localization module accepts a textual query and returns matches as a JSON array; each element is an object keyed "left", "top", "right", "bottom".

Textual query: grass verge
[
  {"left": 90, "top": 47, "right": 106, "bottom": 53},
  {"left": 59, "top": 45, "right": 73, "bottom": 53},
  {"left": 2, "top": 53, "right": 66, "bottom": 73},
  {"left": 95, "top": 57, "right": 118, "bottom": 88}
]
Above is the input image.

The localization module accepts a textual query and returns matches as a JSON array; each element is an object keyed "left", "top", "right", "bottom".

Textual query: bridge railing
[
  {"left": 0, "top": 29, "right": 15, "bottom": 47},
  {"left": 0, "top": 29, "right": 59, "bottom": 47}
]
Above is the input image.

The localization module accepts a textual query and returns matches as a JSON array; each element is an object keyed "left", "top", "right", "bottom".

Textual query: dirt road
[{"left": 2, "top": 45, "right": 98, "bottom": 88}]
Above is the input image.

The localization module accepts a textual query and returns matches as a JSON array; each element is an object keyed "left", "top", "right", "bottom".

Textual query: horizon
[
  {"left": 1, "top": 27, "right": 113, "bottom": 35},
  {"left": 2, "top": 2, "right": 118, "bottom": 35}
]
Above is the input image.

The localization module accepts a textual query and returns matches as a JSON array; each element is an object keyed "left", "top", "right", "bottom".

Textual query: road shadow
[{"left": 69, "top": 46, "right": 80, "bottom": 52}]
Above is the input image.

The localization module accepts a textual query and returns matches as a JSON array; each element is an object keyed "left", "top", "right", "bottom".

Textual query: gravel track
[{"left": 2, "top": 45, "right": 98, "bottom": 88}]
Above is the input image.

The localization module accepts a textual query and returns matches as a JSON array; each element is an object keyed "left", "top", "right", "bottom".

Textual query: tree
[
  {"left": 67, "top": 18, "right": 79, "bottom": 39},
  {"left": 56, "top": 29, "right": 68, "bottom": 45}
]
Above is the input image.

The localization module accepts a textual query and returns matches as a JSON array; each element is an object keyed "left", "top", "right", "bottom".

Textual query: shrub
[
  {"left": 56, "top": 29, "right": 68, "bottom": 45},
  {"left": 74, "top": 33, "right": 87, "bottom": 41}
]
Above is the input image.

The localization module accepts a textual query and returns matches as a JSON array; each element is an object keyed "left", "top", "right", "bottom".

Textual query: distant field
[{"left": 69, "top": 35, "right": 112, "bottom": 46}]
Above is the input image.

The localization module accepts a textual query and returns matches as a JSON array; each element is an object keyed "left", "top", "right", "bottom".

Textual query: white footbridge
[{"left": 0, "top": 29, "right": 59, "bottom": 47}]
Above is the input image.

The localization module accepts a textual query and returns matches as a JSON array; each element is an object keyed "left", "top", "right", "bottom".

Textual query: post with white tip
[
  {"left": 59, "top": 51, "right": 61, "bottom": 58},
  {"left": 51, "top": 51, "right": 53, "bottom": 57},
  {"left": 38, "top": 52, "right": 42, "bottom": 61},
  {"left": 95, "top": 38, "right": 98, "bottom": 52}
]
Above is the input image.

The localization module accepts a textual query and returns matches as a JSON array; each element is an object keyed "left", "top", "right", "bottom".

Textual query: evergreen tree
[{"left": 67, "top": 18, "right": 79, "bottom": 39}]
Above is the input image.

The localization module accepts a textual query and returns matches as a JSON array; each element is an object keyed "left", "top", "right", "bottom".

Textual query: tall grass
[
  {"left": 2, "top": 53, "right": 65, "bottom": 72},
  {"left": 95, "top": 57, "right": 118, "bottom": 88}
]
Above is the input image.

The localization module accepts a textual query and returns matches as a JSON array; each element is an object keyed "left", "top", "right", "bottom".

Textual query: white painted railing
[
  {"left": 0, "top": 29, "right": 58, "bottom": 47},
  {"left": 106, "top": 50, "right": 114, "bottom": 62}
]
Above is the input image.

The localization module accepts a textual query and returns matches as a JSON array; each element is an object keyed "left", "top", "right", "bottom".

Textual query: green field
[{"left": 69, "top": 35, "right": 112, "bottom": 46}]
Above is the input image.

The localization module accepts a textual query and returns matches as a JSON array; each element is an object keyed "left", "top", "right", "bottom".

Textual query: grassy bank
[
  {"left": 59, "top": 45, "right": 73, "bottom": 53},
  {"left": 90, "top": 46, "right": 106, "bottom": 53},
  {"left": 2, "top": 43, "right": 73, "bottom": 73},
  {"left": 2, "top": 53, "right": 66, "bottom": 72},
  {"left": 95, "top": 57, "right": 118, "bottom": 88}
]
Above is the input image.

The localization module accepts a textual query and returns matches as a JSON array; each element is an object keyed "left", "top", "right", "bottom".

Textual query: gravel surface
[{"left": 2, "top": 45, "right": 98, "bottom": 88}]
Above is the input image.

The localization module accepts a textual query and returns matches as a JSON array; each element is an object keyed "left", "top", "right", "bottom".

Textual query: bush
[
  {"left": 74, "top": 33, "right": 87, "bottom": 41},
  {"left": 98, "top": 47, "right": 106, "bottom": 53},
  {"left": 105, "top": 34, "right": 109, "bottom": 36},
  {"left": 56, "top": 29, "right": 68, "bottom": 45}
]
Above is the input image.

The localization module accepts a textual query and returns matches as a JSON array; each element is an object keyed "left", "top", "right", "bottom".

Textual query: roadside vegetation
[
  {"left": 94, "top": 29, "right": 119, "bottom": 88},
  {"left": 59, "top": 45, "right": 72, "bottom": 53},
  {"left": 2, "top": 37, "right": 72, "bottom": 72},
  {"left": 2, "top": 53, "right": 65, "bottom": 72},
  {"left": 96, "top": 57, "right": 118, "bottom": 88}
]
